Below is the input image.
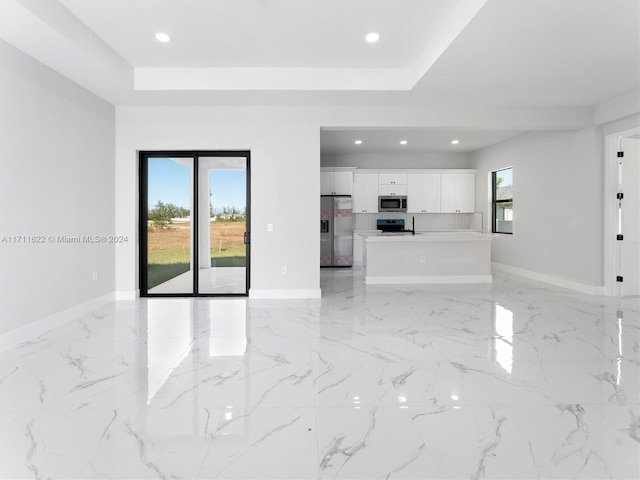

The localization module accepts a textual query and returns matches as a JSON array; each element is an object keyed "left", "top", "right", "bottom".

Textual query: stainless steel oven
[{"left": 378, "top": 195, "right": 407, "bottom": 212}]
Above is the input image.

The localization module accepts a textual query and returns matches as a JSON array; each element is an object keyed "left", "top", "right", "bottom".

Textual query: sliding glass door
[
  {"left": 140, "top": 151, "right": 250, "bottom": 296},
  {"left": 142, "top": 155, "right": 194, "bottom": 294},
  {"left": 198, "top": 156, "right": 248, "bottom": 294}
]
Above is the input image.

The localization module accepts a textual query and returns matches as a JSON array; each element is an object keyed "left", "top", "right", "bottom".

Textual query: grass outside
[{"left": 147, "top": 221, "right": 246, "bottom": 289}]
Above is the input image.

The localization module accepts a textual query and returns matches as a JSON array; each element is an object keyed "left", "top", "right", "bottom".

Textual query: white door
[{"left": 619, "top": 138, "right": 640, "bottom": 296}]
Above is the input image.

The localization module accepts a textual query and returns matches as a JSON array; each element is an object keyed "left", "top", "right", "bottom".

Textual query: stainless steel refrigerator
[{"left": 320, "top": 195, "right": 354, "bottom": 267}]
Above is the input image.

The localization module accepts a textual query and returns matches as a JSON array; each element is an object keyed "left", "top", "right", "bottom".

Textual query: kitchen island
[{"left": 361, "top": 231, "right": 492, "bottom": 284}]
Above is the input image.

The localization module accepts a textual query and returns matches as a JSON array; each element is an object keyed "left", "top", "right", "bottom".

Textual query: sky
[
  {"left": 148, "top": 158, "right": 246, "bottom": 212},
  {"left": 496, "top": 167, "right": 513, "bottom": 186}
]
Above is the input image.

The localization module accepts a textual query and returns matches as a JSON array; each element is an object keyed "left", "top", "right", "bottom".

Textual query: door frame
[
  {"left": 139, "top": 150, "right": 251, "bottom": 297},
  {"left": 604, "top": 127, "right": 640, "bottom": 296}
]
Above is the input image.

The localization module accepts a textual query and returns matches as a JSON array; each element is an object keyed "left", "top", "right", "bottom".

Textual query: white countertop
[{"left": 360, "top": 231, "right": 492, "bottom": 242}]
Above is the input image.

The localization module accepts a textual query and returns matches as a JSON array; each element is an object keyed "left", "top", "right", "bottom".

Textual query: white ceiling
[
  {"left": 58, "top": 0, "right": 453, "bottom": 69},
  {"left": 321, "top": 128, "right": 522, "bottom": 154},
  {"left": 0, "top": 0, "right": 638, "bottom": 155},
  {"left": 411, "top": 0, "right": 640, "bottom": 107}
]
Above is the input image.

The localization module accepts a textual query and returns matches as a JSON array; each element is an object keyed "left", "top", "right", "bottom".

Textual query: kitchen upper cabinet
[
  {"left": 378, "top": 184, "right": 407, "bottom": 196},
  {"left": 378, "top": 173, "right": 407, "bottom": 196},
  {"left": 353, "top": 173, "right": 379, "bottom": 213},
  {"left": 440, "top": 173, "right": 475, "bottom": 213},
  {"left": 321, "top": 171, "right": 353, "bottom": 195},
  {"left": 378, "top": 173, "right": 407, "bottom": 185},
  {"left": 407, "top": 174, "right": 441, "bottom": 213}
]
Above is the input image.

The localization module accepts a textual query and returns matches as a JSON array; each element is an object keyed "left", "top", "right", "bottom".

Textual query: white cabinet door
[
  {"left": 320, "top": 172, "right": 333, "bottom": 195},
  {"left": 353, "top": 174, "right": 378, "bottom": 213},
  {"left": 378, "top": 184, "right": 407, "bottom": 196},
  {"left": 321, "top": 171, "right": 353, "bottom": 195},
  {"left": 407, "top": 174, "right": 441, "bottom": 213},
  {"left": 456, "top": 173, "right": 475, "bottom": 212},
  {"left": 379, "top": 173, "right": 407, "bottom": 185},
  {"left": 441, "top": 173, "right": 475, "bottom": 213},
  {"left": 332, "top": 172, "right": 353, "bottom": 195}
]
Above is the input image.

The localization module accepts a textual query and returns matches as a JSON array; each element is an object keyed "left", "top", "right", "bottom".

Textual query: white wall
[
  {"left": 471, "top": 128, "right": 603, "bottom": 286},
  {"left": 0, "top": 40, "right": 115, "bottom": 335},
  {"left": 321, "top": 152, "right": 471, "bottom": 169},
  {"left": 114, "top": 104, "right": 609, "bottom": 298},
  {"left": 115, "top": 107, "right": 321, "bottom": 297}
]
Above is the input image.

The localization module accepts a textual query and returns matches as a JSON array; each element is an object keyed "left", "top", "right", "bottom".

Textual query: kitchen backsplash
[{"left": 354, "top": 212, "right": 483, "bottom": 232}]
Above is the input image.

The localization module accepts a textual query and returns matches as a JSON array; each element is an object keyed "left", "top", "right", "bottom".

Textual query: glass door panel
[
  {"left": 198, "top": 156, "right": 247, "bottom": 294},
  {"left": 144, "top": 156, "right": 194, "bottom": 294}
]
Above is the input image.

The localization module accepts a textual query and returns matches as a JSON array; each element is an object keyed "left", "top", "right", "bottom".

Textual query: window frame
[{"left": 492, "top": 167, "right": 513, "bottom": 235}]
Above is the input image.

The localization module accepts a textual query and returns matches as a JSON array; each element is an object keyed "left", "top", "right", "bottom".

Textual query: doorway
[
  {"left": 139, "top": 151, "right": 250, "bottom": 297},
  {"left": 605, "top": 128, "right": 640, "bottom": 297}
]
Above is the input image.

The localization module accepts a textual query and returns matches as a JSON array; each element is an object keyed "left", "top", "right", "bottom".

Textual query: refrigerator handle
[{"left": 320, "top": 220, "right": 329, "bottom": 233}]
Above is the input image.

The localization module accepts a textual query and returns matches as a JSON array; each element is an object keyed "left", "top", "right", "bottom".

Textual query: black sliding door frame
[{"left": 139, "top": 150, "right": 251, "bottom": 297}]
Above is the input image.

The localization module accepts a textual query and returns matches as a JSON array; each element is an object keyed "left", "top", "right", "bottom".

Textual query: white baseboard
[
  {"left": 0, "top": 292, "right": 116, "bottom": 352},
  {"left": 366, "top": 275, "right": 493, "bottom": 285},
  {"left": 492, "top": 263, "right": 605, "bottom": 295},
  {"left": 116, "top": 290, "right": 138, "bottom": 300},
  {"left": 249, "top": 289, "right": 322, "bottom": 299}
]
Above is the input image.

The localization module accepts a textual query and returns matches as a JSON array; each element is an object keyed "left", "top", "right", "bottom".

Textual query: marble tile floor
[
  {"left": 148, "top": 267, "right": 246, "bottom": 295},
  {"left": 0, "top": 269, "right": 638, "bottom": 479}
]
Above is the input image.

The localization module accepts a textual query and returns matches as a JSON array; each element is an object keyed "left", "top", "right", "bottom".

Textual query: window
[{"left": 492, "top": 167, "right": 513, "bottom": 234}]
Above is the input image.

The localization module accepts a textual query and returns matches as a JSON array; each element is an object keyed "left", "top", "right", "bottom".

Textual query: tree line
[{"left": 149, "top": 201, "right": 245, "bottom": 228}]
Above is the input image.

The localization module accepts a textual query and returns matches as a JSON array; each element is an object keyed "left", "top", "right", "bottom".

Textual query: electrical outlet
[
  {"left": 281, "top": 266, "right": 287, "bottom": 274},
  {"left": 419, "top": 255, "right": 426, "bottom": 263},
  {"left": 267, "top": 224, "right": 273, "bottom": 232}
]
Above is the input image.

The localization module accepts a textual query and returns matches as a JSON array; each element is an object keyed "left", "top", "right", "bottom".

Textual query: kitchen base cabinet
[
  {"left": 353, "top": 233, "right": 364, "bottom": 265},
  {"left": 362, "top": 232, "right": 492, "bottom": 284}
]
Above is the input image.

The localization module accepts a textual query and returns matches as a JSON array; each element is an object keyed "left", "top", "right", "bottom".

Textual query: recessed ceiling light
[
  {"left": 354, "top": 140, "right": 363, "bottom": 145},
  {"left": 365, "top": 32, "right": 380, "bottom": 43},
  {"left": 400, "top": 140, "right": 408, "bottom": 145},
  {"left": 451, "top": 139, "right": 460, "bottom": 145},
  {"left": 155, "top": 32, "right": 171, "bottom": 43}
]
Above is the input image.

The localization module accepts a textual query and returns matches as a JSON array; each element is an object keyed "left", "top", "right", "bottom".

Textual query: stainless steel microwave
[{"left": 378, "top": 195, "right": 407, "bottom": 212}]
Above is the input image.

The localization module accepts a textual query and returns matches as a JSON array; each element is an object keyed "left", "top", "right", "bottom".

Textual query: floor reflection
[
  {"left": 209, "top": 299, "right": 247, "bottom": 357},
  {"left": 492, "top": 303, "right": 514, "bottom": 374},
  {"left": 145, "top": 299, "right": 193, "bottom": 404}
]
